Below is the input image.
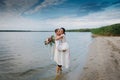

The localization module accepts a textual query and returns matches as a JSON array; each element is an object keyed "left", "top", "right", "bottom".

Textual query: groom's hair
[{"left": 55, "top": 28, "right": 59, "bottom": 33}]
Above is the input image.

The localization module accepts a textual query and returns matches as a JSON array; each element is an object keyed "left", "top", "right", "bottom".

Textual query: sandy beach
[{"left": 80, "top": 37, "right": 120, "bottom": 80}]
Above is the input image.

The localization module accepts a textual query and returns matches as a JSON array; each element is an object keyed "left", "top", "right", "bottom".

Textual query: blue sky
[{"left": 0, "top": 0, "right": 120, "bottom": 30}]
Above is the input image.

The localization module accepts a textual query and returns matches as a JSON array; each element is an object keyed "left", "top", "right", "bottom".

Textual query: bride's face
[{"left": 60, "top": 29, "right": 63, "bottom": 34}]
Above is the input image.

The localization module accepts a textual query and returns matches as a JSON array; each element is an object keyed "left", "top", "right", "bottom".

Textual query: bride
[{"left": 54, "top": 28, "right": 70, "bottom": 73}]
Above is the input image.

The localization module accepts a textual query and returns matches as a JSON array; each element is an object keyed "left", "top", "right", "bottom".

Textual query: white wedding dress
[{"left": 54, "top": 34, "right": 70, "bottom": 68}]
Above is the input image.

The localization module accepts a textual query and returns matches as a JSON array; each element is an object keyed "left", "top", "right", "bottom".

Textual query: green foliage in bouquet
[
  {"left": 44, "top": 35, "right": 55, "bottom": 47},
  {"left": 49, "top": 35, "right": 55, "bottom": 46}
]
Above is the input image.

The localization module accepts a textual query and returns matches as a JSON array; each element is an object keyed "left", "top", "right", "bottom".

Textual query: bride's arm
[{"left": 55, "top": 34, "right": 64, "bottom": 40}]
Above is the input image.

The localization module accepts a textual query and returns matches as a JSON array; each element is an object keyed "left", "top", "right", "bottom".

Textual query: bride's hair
[{"left": 61, "top": 27, "right": 66, "bottom": 34}]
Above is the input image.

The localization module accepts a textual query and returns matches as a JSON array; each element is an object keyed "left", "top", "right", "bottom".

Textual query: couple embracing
[{"left": 54, "top": 28, "right": 70, "bottom": 73}]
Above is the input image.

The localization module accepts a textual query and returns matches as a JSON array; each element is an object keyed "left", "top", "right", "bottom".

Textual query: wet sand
[{"left": 80, "top": 37, "right": 120, "bottom": 80}]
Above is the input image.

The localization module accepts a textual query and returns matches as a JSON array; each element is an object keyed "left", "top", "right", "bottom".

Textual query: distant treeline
[
  {"left": 91, "top": 23, "right": 120, "bottom": 36},
  {"left": 66, "top": 28, "right": 90, "bottom": 32},
  {"left": 0, "top": 23, "right": 120, "bottom": 36},
  {"left": 67, "top": 23, "right": 120, "bottom": 36},
  {"left": 0, "top": 30, "right": 52, "bottom": 32}
]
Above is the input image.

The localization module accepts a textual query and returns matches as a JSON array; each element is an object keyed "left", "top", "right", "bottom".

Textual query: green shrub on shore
[{"left": 91, "top": 23, "right": 120, "bottom": 36}]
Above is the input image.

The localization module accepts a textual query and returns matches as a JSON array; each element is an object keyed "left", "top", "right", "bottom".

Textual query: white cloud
[
  {"left": 3, "top": 0, "right": 38, "bottom": 14},
  {"left": 0, "top": 4, "right": 120, "bottom": 30},
  {"left": 2, "top": 0, "right": 66, "bottom": 15},
  {"left": 44, "top": 7, "right": 120, "bottom": 29},
  {"left": 0, "top": 13, "right": 50, "bottom": 30},
  {"left": 24, "top": 0, "right": 66, "bottom": 14}
]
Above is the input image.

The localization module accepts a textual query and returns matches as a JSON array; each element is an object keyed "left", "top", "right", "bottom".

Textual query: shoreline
[
  {"left": 91, "top": 34, "right": 120, "bottom": 38},
  {"left": 80, "top": 37, "right": 120, "bottom": 80}
]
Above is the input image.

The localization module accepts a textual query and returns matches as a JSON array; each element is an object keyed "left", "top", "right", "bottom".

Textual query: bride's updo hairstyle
[{"left": 60, "top": 27, "right": 66, "bottom": 35}]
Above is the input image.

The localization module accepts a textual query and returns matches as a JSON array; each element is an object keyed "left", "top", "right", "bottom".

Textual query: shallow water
[{"left": 0, "top": 32, "right": 92, "bottom": 80}]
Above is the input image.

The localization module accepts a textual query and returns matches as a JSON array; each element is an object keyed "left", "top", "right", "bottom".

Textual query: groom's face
[{"left": 56, "top": 30, "right": 61, "bottom": 35}]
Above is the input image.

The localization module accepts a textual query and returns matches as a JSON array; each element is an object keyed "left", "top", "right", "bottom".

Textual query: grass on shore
[
  {"left": 67, "top": 23, "right": 120, "bottom": 36},
  {"left": 91, "top": 23, "right": 120, "bottom": 36}
]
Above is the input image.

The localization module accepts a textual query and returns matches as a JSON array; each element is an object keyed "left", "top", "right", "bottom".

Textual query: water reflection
[{"left": 0, "top": 32, "right": 92, "bottom": 80}]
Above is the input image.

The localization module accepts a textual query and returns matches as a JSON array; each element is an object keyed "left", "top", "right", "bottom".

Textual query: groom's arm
[{"left": 55, "top": 35, "right": 64, "bottom": 40}]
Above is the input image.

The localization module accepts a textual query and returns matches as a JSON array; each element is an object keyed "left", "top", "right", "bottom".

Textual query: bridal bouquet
[{"left": 44, "top": 35, "right": 55, "bottom": 46}]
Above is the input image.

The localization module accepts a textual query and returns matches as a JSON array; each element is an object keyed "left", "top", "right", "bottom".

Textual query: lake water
[{"left": 0, "top": 32, "right": 92, "bottom": 80}]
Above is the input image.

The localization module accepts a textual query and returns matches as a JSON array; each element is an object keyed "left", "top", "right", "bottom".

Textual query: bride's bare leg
[
  {"left": 56, "top": 66, "right": 59, "bottom": 73},
  {"left": 60, "top": 66, "right": 62, "bottom": 71},
  {"left": 58, "top": 65, "right": 62, "bottom": 71},
  {"left": 56, "top": 65, "right": 62, "bottom": 73}
]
